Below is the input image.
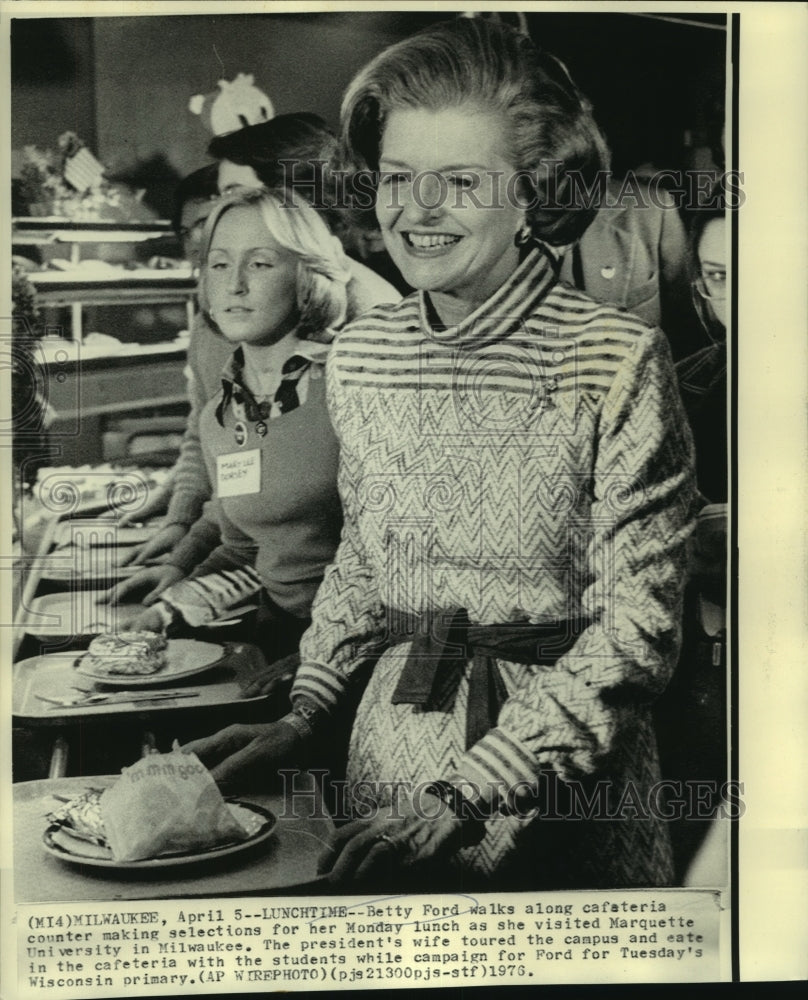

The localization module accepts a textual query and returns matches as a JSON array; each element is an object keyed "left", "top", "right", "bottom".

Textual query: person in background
[
  {"left": 11, "top": 262, "right": 52, "bottom": 486},
  {"left": 144, "top": 162, "right": 221, "bottom": 272},
  {"left": 677, "top": 191, "right": 727, "bottom": 505},
  {"left": 186, "top": 18, "right": 697, "bottom": 891},
  {"left": 110, "top": 114, "right": 400, "bottom": 602},
  {"left": 655, "top": 184, "right": 728, "bottom": 881},
  {"left": 170, "top": 163, "right": 222, "bottom": 271},
  {"left": 117, "top": 164, "right": 221, "bottom": 532},
  {"left": 558, "top": 177, "right": 695, "bottom": 360}
]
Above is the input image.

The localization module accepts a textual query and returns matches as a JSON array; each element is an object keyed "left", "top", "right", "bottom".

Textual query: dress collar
[
  {"left": 417, "top": 246, "right": 558, "bottom": 347},
  {"left": 215, "top": 340, "right": 331, "bottom": 426}
]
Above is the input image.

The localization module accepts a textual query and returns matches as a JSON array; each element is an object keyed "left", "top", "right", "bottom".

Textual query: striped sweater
[{"left": 294, "top": 247, "right": 697, "bottom": 807}]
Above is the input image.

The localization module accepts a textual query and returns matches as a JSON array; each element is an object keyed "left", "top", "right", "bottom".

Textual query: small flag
[{"left": 63, "top": 147, "right": 105, "bottom": 193}]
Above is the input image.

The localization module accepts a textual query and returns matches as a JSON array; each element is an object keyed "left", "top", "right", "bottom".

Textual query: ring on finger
[{"left": 375, "top": 832, "right": 404, "bottom": 851}]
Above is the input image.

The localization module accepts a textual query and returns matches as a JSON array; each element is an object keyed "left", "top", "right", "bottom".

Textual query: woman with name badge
[
  {"left": 187, "top": 18, "right": 697, "bottom": 891},
  {"left": 109, "top": 114, "right": 400, "bottom": 601},
  {"left": 133, "top": 185, "right": 351, "bottom": 668}
]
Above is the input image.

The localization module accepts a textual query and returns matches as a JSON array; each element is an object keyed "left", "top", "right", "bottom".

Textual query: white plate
[
  {"left": 25, "top": 591, "right": 143, "bottom": 639},
  {"left": 43, "top": 801, "right": 276, "bottom": 869},
  {"left": 74, "top": 638, "right": 226, "bottom": 687}
]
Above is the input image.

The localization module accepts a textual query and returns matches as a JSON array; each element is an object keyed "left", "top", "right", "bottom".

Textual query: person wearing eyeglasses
[
  {"left": 693, "top": 227, "right": 727, "bottom": 330},
  {"left": 172, "top": 165, "right": 222, "bottom": 271},
  {"left": 656, "top": 185, "right": 728, "bottom": 882},
  {"left": 677, "top": 187, "right": 727, "bottom": 505}
]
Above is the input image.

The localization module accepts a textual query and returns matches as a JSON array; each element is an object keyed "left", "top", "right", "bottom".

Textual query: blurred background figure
[
  {"left": 118, "top": 163, "right": 221, "bottom": 527},
  {"left": 147, "top": 163, "right": 220, "bottom": 271},
  {"left": 558, "top": 178, "right": 696, "bottom": 360},
  {"left": 655, "top": 182, "right": 728, "bottom": 881},
  {"left": 678, "top": 187, "right": 728, "bottom": 504}
]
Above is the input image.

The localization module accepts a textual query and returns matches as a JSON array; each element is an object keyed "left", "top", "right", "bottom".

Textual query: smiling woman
[
  {"left": 375, "top": 106, "right": 527, "bottom": 317},
  {"left": 187, "top": 17, "right": 698, "bottom": 893}
]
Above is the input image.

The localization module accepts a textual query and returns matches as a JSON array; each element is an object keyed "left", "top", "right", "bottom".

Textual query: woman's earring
[{"left": 515, "top": 222, "right": 533, "bottom": 247}]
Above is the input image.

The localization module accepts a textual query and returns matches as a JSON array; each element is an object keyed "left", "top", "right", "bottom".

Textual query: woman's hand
[
  {"left": 240, "top": 651, "right": 299, "bottom": 699},
  {"left": 117, "top": 524, "right": 188, "bottom": 567},
  {"left": 111, "top": 605, "right": 167, "bottom": 634},
  {"left": 117, "top": 484, "right": 172, "bottom": 527},
  {"left": 317, "top": 790, "right": 465, "bottom": 884},
  {"left": 104, "top": 565, "right": 184, "bottom": 606},
  {"left": 182, "top": 721, "right": 304, "bottom": 794}
]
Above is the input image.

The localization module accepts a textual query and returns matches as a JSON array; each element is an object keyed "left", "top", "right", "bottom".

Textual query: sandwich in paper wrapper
[{"left": 49, "top": 747, "right": 251, "bottom": 861}]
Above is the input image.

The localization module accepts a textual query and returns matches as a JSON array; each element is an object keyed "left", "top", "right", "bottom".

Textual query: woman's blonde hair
[
  {"left": 339, "top": 17, "right": 610, "bottom": 246},
  {"left": 199, "top": 186, "right": 351, "bottom": 340}
]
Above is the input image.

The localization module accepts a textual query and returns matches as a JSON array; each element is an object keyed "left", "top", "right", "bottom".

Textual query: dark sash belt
[{"left": 385, "top": 608, "right": 589, "bottom": 749}]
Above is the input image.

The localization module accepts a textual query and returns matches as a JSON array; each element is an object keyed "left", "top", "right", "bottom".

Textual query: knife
[{"left": 37, "top": 690, "right": 201, "bottom": 709}]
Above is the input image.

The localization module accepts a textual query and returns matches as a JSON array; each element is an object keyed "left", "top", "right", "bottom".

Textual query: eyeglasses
[
  {"left": 178, "top": 218, "right": 211, "bottom": 242},
  {"left": 178, "top": 196, "right": 221, "bottom": 241},
  {"left": 693, "top": 269, "right": 727, "bottom": 302}
]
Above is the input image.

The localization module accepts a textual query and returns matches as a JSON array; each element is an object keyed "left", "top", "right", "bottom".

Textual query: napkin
[{"left": 100, "top": 747, "right": 249, "bottom": 861}]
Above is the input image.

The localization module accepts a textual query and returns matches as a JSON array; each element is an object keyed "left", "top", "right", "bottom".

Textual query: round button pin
[
  {"left": 600, "top": 266, "right": 616, "bottom": 280},
  {"left": 234, "top": 421, "right": 247, "bottom": 447},
  {"left": 256, "top": 421, "right": 268, "bottom": 437}
]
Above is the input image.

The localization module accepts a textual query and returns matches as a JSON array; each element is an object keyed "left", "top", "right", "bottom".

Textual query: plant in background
[
  {"left": 17, "top": 131, "right": 145, "bottom": 221},
  {"left": 11, "top": 262, "right": 50, "bottom": 485}
]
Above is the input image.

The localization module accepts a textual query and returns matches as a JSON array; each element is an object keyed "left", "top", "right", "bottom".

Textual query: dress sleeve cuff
[
  {"left": 290, "top": 660, "right": 349, "bottom": 713},
  {"left": 150, "top": 601, "right": 176, "bottom": 630},
  {"left": 449, "top": 726, "right": 540, "bottom": 811}
]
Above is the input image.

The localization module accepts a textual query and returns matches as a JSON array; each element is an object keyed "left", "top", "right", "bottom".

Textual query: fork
[{"left": 36, "top": 693, "right": 111, "bottom": 707}]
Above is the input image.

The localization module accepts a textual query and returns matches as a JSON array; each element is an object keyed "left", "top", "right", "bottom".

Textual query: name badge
[{"left": 217, "top": 449, "right": 261, "bottom": 497}]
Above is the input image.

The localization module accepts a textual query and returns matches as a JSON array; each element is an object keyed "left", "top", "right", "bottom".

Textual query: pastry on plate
[
  {"left": 47, "top": 788, "right": 107, "bottom": 846},
  {"left": 82, "top": 630, "right": 167, "bottom": 675}
]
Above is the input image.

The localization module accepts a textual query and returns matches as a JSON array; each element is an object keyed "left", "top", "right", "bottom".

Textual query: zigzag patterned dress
[{"left": 295, "top": 248, "right": 697, "bottom": 889}]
